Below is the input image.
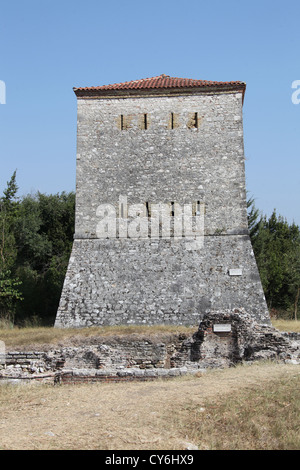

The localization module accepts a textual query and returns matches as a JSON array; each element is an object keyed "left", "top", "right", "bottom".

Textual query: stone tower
[{"left": 55, "top": 75, "right": 270, "bottom": 328}]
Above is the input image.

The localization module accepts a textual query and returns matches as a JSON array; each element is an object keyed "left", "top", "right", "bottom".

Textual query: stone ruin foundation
[
  {"left": 1, "top": 309, "right": 299, "bottom": 384},
  {"left": 188, "top": 309, "right": 300, "bottom": 368}
]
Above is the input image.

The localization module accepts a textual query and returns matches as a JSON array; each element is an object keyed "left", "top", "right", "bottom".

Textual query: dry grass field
[
  {"left": 0, "top": 320, "right": 299, "bottom": 450},
  {"left": 0, "top": 362, "right": 299, "bottom": 450}
]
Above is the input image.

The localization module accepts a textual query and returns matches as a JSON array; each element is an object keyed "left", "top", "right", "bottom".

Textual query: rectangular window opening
[
  {"left": 120, "top": 114, "right": 124, "bottom": 131},
  {"left": 144, "top": 113, "right": 148, "bottom": 130},
  {"left": 187, "top": 112, "right": 199, "bottom": 129}
]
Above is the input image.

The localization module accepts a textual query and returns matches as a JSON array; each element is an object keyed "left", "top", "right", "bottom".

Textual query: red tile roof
[{"left": 74, "top": 74, "right": 246, "bottom": 98}]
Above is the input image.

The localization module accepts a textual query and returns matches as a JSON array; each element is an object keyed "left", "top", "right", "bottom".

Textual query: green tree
[
  {"left": 14, "top": 191, "right": 75, "bottom": 325},
  {"left": 0, "top": 272, "right": 23, "bottom": 322},
  {"left": 248, "top": 201, "right": 300, "bottom": 318},
  {"left": 0, "top": 171, "right": 23, "bottom": 322},
  {"left": 247, "top": 196, "right": 260, "bottom": 241},
  {"left": 282, "top": 223, "right": 300, "bottom": 320}
]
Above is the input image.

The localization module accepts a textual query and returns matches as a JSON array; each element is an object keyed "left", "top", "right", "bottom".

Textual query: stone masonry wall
[
  {"left": 56, "top": 236, "right": 269, "bottom": 328},
  {"left": 74, "top": 92, "right": 247, "bottom": 238}
]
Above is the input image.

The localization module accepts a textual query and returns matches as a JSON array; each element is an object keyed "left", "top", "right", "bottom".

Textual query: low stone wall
[
  {"left": 55, "top": 366, "right": 202, "bottom": 385},
  {"left": 0, "top": 333, "right": 202, "bottom": 384},
  {"left": 0, "top": 367, "right": 203, "bottom": 386},
  {"left": 1, "top": 309, "right": 299, "bottom": 385}
]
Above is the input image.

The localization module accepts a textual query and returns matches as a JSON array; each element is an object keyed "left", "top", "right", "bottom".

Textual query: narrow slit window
[
  {"left": 120, "top": 114, "right": 124, "bottom": 130},
  {"left": 171, "top": 113, "right": 174, "bottom": 129},
  {"left": 194, "top": 112, "right": 198, "bottom": 129},
  {"left": 171, "top": 201, "right": 175, "bottom": 216},
  {"left": 146, "top": 202, "right": 151, "bottom": 217},
  {"left": 144, "top": 113, "right": 148, "bottom": 130}
]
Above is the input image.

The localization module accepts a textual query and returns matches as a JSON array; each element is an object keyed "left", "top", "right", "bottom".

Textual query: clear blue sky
[{"left": 0, "top": 0, "right": 299, "bottom": 225}]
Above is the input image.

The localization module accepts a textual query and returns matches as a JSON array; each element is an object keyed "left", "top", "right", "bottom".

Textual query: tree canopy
[
  {"left": 248, "top": 199, "right": 300, "bottom": 319},
  {"left": 0, "top": 172, "right": 75, "bottom": 326}
]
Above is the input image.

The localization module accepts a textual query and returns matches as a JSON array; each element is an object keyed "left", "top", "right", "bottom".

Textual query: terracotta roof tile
[{"left": 74, "top": 74, "right": 245, "bottom": 92}]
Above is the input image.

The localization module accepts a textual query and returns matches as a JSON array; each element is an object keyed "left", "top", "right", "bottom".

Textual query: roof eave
[{"left": 73, "top": 83, "right": 246, "bottom": 102}]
